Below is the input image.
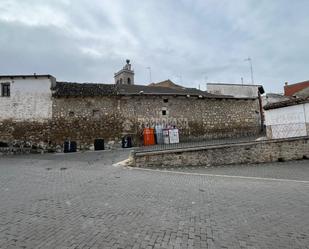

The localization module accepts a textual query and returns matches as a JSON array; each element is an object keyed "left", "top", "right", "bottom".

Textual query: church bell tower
[{"left": 114, "top": 59, "right": 134, "bottom": 85}]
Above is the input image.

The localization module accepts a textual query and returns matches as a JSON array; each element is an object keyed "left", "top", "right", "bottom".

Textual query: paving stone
[{"left": 0, "top": 151, "right": 308, "bottom": 249}]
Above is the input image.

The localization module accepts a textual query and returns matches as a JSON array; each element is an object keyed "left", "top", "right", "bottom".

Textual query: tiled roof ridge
[
  {"left": 53, "top": 81, "right": 254, "bottom": 99},
  {"left": 264, "top": 96, "right": 309, "bottom": 110}
]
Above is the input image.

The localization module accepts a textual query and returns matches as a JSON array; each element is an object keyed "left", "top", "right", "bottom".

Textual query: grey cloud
[{"left": 0, "top": 0, "right": 309, "bottom": 92}]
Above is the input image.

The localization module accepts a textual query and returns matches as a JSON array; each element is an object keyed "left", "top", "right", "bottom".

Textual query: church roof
[
  {"left": 148, "top": 79, "right": 185, "bottom": 90},
  {"left": 53, "top": 81, "right": 255, "bottom": 99},
  {"left": 53, "top": 82, "right": 116, "bottom": 97},
  {"left": 116, "top": 84, "right": 212, "bottom": 97}
]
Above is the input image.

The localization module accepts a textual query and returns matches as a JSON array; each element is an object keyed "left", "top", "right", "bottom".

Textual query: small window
[
  {"left": 92, "top": 109, "right": 100, "bottom": 118},
  {"left": 127, "top": 78, "right": 131, "bottom": 84},
  {"left": 163, "top": 98, "right": 168, "bottom": 103},
  {"left": 1, "top": 83, "right": 10, "bottom": 97},
  {"left": 162, "top": 110, "right": 167, "bottom": 116},
  {"left": 69, "top": 111, "right": 75, "bottom": 117},
  {"left": 120, "top": 78, "right": 123, "bottom": 84}
]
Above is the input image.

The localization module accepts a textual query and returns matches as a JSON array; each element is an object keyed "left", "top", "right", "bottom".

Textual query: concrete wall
[
  {"left": 265, "top": 104, "right": 308, "bottom": 139},
  {"left": 0, "top": 78, "right": 53, "bottom": 121},
  {"left": 207, "top": 84, "right": 260, "bottom": 98},
  {"left": 133, "top": 137, "right": 309, "bottom": 168}
]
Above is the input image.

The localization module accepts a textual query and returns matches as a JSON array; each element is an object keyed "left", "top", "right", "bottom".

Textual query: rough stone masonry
[
  {"left": 0, "top": 83, "right": 262, "bottom": 150},
  {"left": 133, "top": 136, "right": 309, "bottom": 168},
  {"left": 0, "top": 62, "right": 264, "bottom": 151}
]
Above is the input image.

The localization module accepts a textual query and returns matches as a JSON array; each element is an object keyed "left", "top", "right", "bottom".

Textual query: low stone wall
[
  {"left": 0, "top": 146, "right": 32, "bottom": 156},
  {"left": 0, "top": 118, "right": 129, "bottom": 153},
  {"left": 133, "top": 136, "right": 309, "bottom": 168},
  {"left": 0, "top": 95, "right": 261, "bottom": 151}
]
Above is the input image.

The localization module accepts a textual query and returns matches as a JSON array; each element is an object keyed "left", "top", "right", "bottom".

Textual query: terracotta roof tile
[{"left": 264, "top": 96, "right": 309, "bottom": 110}]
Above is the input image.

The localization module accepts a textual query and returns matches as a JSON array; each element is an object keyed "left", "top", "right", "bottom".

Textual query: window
[
  {"left": 120, "top": 78, "right": 123, "bottom": 84},
  {"left": 162, "top": 110, "right": 167, "bottom": 116},
  {"left": 92, "top": 109, "right": 100, "bottom": 118},
  {"left": 1, "top": 83, "right": 10, "bottom": 97},
  {"left": 163, "top": 98, "right": 168, "bottom": 103},
  {"left": 127, "top": 78, "right": 131, "bottom": 84}
]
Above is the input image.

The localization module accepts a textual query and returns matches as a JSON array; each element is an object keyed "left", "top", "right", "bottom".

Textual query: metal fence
[{"left": 135, "top": 126, "right": 265, "bottom": 153}]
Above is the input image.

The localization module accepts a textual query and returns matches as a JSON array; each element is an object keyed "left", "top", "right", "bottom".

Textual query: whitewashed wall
[
  {"left": 207, "top": 84, "right": 260, "bottom": 98},
  {"left": 305, "top": 103, "right": 309, "bottom": 123},
  {"left": 0, "top": 78, "right": 53, "bottom": 121},
  {"left": 265, "top": 104, "right": 307, "bottom": 139}
]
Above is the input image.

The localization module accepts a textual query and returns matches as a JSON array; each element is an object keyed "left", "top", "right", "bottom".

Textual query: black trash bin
[
  {"left": 64, "top": 141, "right": 77, "bottom": 153},
  {"left": 0, "top": 141, "right": 8, "bottom": 147},
  {"left": 94, "top": 139, "right": 105, "bottom": 151},
  {"left": 70, "top": 141, "right": 77, "bottom": 152},
  {"left": 122, "top": 136, "right": 132, "bottom": 148}
]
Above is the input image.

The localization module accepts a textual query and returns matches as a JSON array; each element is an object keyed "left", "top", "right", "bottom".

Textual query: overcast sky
[{"left": 0, "top": 0, "right": 308, "bottom": 93}]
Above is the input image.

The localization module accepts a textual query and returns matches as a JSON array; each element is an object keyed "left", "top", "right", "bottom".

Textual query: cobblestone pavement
[{"left": 0, "top": 151, "right": 309, "bottom": 249}]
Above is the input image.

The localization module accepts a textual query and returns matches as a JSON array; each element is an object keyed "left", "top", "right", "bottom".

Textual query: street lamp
[{"left": 245, "top": 57, "right": 254, "bottom": 84}]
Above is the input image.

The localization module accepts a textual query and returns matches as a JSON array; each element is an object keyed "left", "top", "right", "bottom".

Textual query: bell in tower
[{"left": 114, "top": 59, "right": 134, "bottom": 85}]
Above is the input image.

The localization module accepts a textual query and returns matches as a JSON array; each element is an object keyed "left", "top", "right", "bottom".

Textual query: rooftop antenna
[
  {"left": 146, "top": 67, "right": 152, "bottom": 83},
  {"left": 244, "top": 57, "right": 254, "bottom": 84}
]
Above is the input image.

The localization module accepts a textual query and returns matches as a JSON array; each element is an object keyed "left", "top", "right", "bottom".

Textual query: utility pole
[
  {"left": 245, "top": 57, "right": 254, "bottom": 84},
  {"left": 204, "top": 75, "right": 208, "bottom": 91},
  {"left": 146, "top": 67, "right": 152, "bottom": 83}
]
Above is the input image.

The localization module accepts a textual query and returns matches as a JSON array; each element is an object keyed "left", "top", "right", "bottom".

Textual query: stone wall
[
  {"left": 0, "top": 119, "right": 52, "bottom": 153},
  {"left": 0, "top": 95, "right": 262, "bottom": 150},
  {"left": 133, "top": 137, "right": 309, "bottom": 168},
  {"left": 50, "top": 95, "right": 261, "bottom": 146}
]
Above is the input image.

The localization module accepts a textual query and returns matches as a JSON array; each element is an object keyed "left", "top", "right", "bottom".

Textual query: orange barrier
[{"left": 143, "top": 128, "right": 155, "bottom": 146}]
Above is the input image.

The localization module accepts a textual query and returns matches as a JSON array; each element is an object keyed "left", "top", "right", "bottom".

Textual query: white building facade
[
  {"left": 207, "top": 83, "right": 264, "bottom": 98},
  {"left": 264, "top": 98, "right": 309, "bottom": 139},
  {"left": 0, "top": 75, "right": 55, "bottom": 122}
]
